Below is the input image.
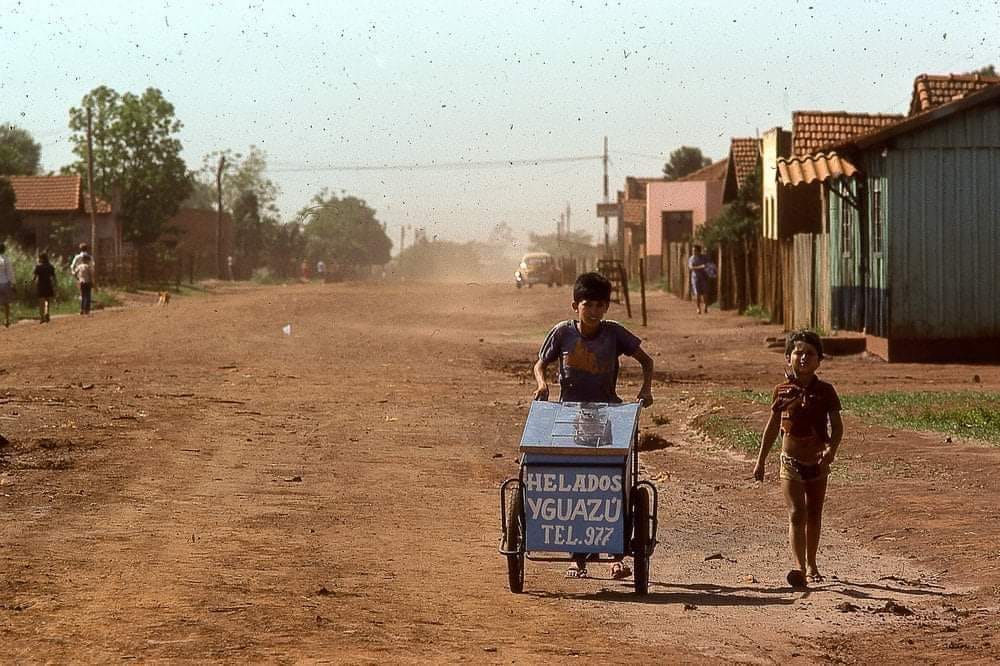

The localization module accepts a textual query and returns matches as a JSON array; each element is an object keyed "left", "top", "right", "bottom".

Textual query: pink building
[{"left": 644, "top": 159, "right": 726, "bottom": 280}]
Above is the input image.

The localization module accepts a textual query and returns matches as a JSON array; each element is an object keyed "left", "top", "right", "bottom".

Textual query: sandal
[
  {"left": 786, "top": 569, "right": 808, "bottom": 588},
  {"left": 610, "top": 562, "right": 633, "bottom": 580},
  {"left": 807, "top": 572, "right": 825, "bottom": 583},
  {"left": 565, "top": 565, "right": 588, "bottom": 579}
]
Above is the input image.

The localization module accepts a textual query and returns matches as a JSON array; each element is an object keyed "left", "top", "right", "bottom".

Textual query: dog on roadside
[{"left": 156, "top": 291, "right": 171, "bottom": 306}]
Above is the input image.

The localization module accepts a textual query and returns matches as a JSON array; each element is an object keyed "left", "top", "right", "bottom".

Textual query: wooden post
[
  {"left": 639, "top": 259, "right": 647, "bottom": 327},
  {"left": 85, "top": 106, "right": 98, "bottom": 278},
  {"left": 618, "top": 263, "right": 632, "bottom": 319},
  {"left": 216, "top": 155, "right": 226, "bottom": 279}
]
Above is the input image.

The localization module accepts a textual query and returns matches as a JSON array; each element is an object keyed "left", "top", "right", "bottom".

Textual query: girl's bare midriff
[{"left": 781, "top": 433, "right": 825, "bottom": 464}]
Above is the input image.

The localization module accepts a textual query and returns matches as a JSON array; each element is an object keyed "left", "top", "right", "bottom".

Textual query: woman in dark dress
[{"left": 32, "top": 252, "right": 56, "bottom": 323}]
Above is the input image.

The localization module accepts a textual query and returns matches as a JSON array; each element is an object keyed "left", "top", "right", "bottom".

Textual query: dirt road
[{"left": 2, "top": 281, "right": 999, "bottom": 663}]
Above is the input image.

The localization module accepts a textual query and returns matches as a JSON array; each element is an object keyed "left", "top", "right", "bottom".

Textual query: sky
[{"left": 3, "top": 0, "right": 998, "bottom": 252}]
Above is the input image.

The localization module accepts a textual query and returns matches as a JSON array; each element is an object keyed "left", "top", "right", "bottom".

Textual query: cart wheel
[
  {"left": 505, "top": 490, "right": 525, "bottom": 593},
  {"left": 631, "top": 486, "right": 651, "bottom": 595}
]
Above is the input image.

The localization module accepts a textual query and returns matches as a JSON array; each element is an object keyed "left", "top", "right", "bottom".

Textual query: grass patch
[
  {"left": 715, "top": 388, "right": 1000, "bottom": 446},
  {"left": 695, "top": 412, "right": 761, "bottom": 455},
  {"left": 741, "top": 304, "right": 770, "bottom": 321},
  {"left": 842, "top": 391, "right": 1000, "bottom": 444},
  {"left": 10, "top": 289, "right": 121, "bottom": 322}
]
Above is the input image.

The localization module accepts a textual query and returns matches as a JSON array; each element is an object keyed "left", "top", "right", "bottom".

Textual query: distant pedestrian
[
  {"left": 32, "top": 252, "right": 56, "bottom": 323},
  {"left": 73, "top": 254, "right": 95, "bottom": 315},
  {"left": 0, "top": 242, "right": 14, "bottom": 327},
  {"left": 70, "top": 242, "right": 92, "bottom": 273},
  {"left": 316, "top": 259, "right": 326, "bottom": 282},
  {"left": 687, "top": 244, "right": 711, "bottom": 315},
  {"left": 227, "top": 255, "right": 235, "bottom": 281},
  {"left": 300, "top": 259, "right": 311, "bottom": 282}
]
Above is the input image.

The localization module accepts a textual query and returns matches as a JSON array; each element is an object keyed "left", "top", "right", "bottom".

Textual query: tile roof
[
  {"left": 792, "top": 111, "right": 904, "bottom": 156},
  {"left": 729, "top": 137, "right": 760, "bottom": 190},
  {"left": 678, "top": 158, "right": 728, "bottom": 183},
  {"left": 776, "top": 152, "right": 859, "bottom": 187},
  {"left": 909, "top": 73, "right": 1000, "bottom": 116},
  {"left": 7, "top": 175, "right": 111, "bottom": 214}
]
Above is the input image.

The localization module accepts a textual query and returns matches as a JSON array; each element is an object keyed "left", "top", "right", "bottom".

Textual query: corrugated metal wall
[{"left": 888, "top": 104, "right": 1000, "bottom": 338}]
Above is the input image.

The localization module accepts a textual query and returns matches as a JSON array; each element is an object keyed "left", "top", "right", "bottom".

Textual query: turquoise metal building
[{"left": 824, "top": 84, "right": 1000, "bottom": 361}]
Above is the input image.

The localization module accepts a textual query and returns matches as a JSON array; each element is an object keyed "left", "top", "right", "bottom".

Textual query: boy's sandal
[
  {"left": 610, "top": 562, "right": 633, "bottom": 580},
  {"left": 786, "top": 569, "right": 808, "bottom": 588},
  {"left": 565, "top": 566, "right": 588, "bottom": 579},
  {"left": 807, "top": 572, "right": 825, "bottom": 583}
]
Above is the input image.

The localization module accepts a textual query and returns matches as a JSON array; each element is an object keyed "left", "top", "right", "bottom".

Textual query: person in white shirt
[
  {"left": 70, "top": 242, "right": 93, "bottom": 273},
  {"left": 0, "top": 242, "right": 15, "bottom": 327}
]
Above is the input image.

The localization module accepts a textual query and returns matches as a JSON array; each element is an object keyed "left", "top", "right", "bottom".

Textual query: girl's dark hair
[
  {"left": 573, "top": 271, "right": 612, "bottom": 303},
  {"left": 785, "top": 329, "right": 824, "bottom": 359}
]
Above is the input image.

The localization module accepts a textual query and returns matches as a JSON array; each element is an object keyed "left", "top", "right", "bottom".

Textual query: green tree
[
  {"left": 968, "top": 64, "right": 997, "bottom": 77},
  {"left": 264, "top": 221, "right": 306, "bottom": 278},
  {"left": 231, "top": 190, "right": 278, "bottom": 277},
  {"left": 662, "top": 146, "right": 711, "bottom": 180},
  {"left": 301, "top": 190, "right": 392, "bottom": 268},
  {"left": 0, "top": 124, "right": 42, "bottom": 176},
  {"left": 0, "top": 177, "right": 22, "bottom": 240},
  {"left": 189, "top": 146, "right": 280, "bottom": 214},
  {"left": 66, "top": 86, "right": 192, "bottom": 247},
  {"left": 696, "top": 164, "right": 761, "bottom": 249}
]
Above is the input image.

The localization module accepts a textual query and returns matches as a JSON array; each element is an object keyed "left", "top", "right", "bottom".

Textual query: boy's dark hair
[
  {"left": 39, "top": 252, "right": 49, "bottom": 262},
  {"left": 573, "top": 272, "right": 612, "bottom": 303},
  {"left": 785, "top": 329, "right": 824, "bottom": 359}
]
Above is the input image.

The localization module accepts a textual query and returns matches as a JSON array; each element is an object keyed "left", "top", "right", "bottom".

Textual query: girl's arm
[
  {"left": 532, "top": 358, "right": 549, "bottom": 401},
  {"left": 821, "top": 410, "right": 844, "bottom": 467},
  {"left": 753, "top": 411, "right": 781, "bottom": 481}
]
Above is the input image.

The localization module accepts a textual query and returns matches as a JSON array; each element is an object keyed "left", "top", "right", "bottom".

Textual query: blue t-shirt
[{"left": 538, "top": 320, "right": 642, "bottom": 403}]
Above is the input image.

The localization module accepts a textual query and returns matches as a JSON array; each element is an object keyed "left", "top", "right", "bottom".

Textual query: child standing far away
[
  {"left": 753, "top": 330, "right": 843, "bottom": 588},
  {"left": 73, "top": 254, "right": 95, "bottom": 315},
  {"left": 532, "top": 271, "right": 655, "bottom": 579},
  {"left": 32, "top": 252, "right": 56, "bottom": 323}
]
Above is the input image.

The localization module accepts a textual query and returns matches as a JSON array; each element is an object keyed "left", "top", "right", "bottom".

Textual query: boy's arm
[
  {"left": 630, "top": 348, "right": 654, "bottom": 406},
  {"left": 821, "top": 410, "right": 844, "bottom": 467},
  {"left": 532, "top": 358, "right": 549, "bottom": 401},
  {"left": 753, "top": 411, "right": 781, "bottom": 481}
]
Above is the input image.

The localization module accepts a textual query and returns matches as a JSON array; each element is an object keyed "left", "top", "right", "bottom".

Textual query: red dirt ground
[{"left": 1, "top": 281, "right": 999, "bottom": 663}]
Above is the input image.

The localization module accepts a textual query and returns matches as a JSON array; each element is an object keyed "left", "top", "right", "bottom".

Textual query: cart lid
[{"left": 518, "top": 401, "right": 640, "bottom": 456}]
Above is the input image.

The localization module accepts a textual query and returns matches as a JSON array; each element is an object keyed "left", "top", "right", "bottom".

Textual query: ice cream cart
[{"left": 499, "top": 401, "right": 658, "bottom": 594}]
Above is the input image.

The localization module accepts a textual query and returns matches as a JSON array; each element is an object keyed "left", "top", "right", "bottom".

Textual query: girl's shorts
[{"left": 779, "top": 453, "right": 829, "bottom": 482}]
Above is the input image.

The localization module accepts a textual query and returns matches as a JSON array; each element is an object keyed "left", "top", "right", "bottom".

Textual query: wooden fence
[{"left": 661, "top": 234, "right": 830, "bottom": 331}]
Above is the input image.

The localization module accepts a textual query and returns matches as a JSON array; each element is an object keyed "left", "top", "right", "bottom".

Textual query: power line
[{"left": 270, "top": 154, "right": 603, "bottom": 173}]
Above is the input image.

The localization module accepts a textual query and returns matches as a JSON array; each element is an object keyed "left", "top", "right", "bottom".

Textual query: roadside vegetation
[{"left": 703, "top": 389, "right": 1000, "bottom": 448}]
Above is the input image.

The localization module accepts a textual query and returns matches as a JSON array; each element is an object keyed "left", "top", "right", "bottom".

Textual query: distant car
[{"left": 515, "top": 252, "right": 560, "bottom": 288}]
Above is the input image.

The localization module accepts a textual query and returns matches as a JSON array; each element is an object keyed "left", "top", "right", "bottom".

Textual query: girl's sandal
[
  {"left": 786, "top": 569, "right": 808, "bottom": 588},
  {"left": 565, "top": 566, "right": 588, "bottom": 579},
  {"left": 807, "top": 572, "right": 825, "bottom": 583}
]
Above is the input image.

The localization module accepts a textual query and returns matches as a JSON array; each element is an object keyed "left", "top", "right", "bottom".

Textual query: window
[
  {"left": 840, "top": 186, "right": 852, "bottom": 257},
  {"left": 871, "top": 181, "right": 883, "bottom": 254}
]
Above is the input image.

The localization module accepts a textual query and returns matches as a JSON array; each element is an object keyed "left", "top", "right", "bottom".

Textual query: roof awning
[{"left": 776, "top": 152, "right": 858, "bottom": 187}]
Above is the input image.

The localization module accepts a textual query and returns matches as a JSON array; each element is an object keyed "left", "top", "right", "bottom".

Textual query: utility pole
[
  {"left": 602, "top": 136, "right": 610, "bottom": 257},
  {"left": 558, "top": 212, "right": 564, "bottom": 242},
  {"left": 565, "top": 202, "right": 571, "bottom": 236},
  {"left": 399, "top": 224, "right": 406, "bottom": 256},
  {"left": 216, "top": 155, "right": 225, "bottom": 279},
  {"left": 85, "top": 107, "right": 98, "bottom": 275}
]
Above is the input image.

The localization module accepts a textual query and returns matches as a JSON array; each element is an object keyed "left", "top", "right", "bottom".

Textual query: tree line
[{"left": 1, "top": 85, "right": 392, "bottom": 279}]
